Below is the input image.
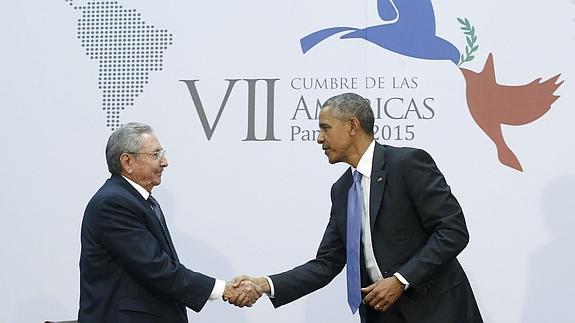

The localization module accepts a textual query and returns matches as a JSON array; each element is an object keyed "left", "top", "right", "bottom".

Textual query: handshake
[{"left": 222, "top": 275, "right": 270, "bottom": 308}]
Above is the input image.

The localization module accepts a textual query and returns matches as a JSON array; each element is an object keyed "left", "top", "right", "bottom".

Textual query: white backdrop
[{"left": 1, "top": 1, "right": 574, "bottom": 322}]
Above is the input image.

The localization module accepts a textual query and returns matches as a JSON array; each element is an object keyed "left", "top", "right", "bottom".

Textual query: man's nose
[
  {"left": 160, "top": 156, "right": 168, "bottom": 167},
  {"left": 317, "top": 133, "right": 324, "bottom": 144}
]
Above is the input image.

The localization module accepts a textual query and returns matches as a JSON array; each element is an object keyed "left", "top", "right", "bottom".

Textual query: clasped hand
[{"left": 223, "top": 278, "right": 262, "bottom": 307}]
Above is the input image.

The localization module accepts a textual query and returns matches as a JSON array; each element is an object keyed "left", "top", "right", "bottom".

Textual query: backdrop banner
[{"left": 1, "top": 1, "right": 573, "bottom": 322}]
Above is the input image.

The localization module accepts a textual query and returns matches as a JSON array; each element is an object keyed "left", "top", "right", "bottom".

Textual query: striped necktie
[{"left": 148, "top": 195, "right": 178, "bottom": 262}]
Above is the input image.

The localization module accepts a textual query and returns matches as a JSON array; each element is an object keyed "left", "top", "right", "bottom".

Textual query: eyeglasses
[{"left": 128, "top": 149, "right": 166, "bottom": 161}]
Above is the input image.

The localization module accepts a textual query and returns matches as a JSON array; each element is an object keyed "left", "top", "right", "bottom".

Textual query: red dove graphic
[{"left": 460, "top": 53, "right": 563, "bottom": 171}]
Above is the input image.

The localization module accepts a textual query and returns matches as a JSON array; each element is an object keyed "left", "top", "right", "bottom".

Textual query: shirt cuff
[
  {"left": 264, "top": 276, "right": 276, "bottom": 298},
  {"left": 393, "top": 272, "right": 410, "bottom": 290},
  {"left": 208, "top": 279, "right": 226, "bottom": 301}
]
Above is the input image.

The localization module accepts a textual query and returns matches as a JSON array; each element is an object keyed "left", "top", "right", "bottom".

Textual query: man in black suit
[
  {"left": 79, "top": 122, "right": 260, "bottom": 323},
  {"left": 235, "top": 93, "right": 483, "bottom": 322}
]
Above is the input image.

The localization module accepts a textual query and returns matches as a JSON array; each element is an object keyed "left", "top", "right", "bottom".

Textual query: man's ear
[
  {"left": 349, "top": 117, "right": 361, "bottom": 135},
  {"left": 120, "top": 153, "right": 133, "bottom": 174}
]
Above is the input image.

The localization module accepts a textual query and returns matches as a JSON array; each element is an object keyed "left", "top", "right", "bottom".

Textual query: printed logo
[{"left": 300, "top": 0, "right": 563, "bottom": 172}]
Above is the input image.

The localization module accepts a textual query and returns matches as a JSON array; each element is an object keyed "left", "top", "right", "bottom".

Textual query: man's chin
[
  {"left": 326, "top": 156, "right": 339, "bottom": 164},
  {"left": 324, "top": 151, "right": 340, "bottom": 164}
]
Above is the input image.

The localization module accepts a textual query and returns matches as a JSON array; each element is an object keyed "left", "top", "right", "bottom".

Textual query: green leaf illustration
[{"left": 457, "top": 17, "right": 480, "bottom": 66}]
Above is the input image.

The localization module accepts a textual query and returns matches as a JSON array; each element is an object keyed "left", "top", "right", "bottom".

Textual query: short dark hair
[
  {"left": 105, "top": 122, "right": 153, "bottom": 174},
  {"left": 321, "top": 93, "right": 374, "bottom": 135}
]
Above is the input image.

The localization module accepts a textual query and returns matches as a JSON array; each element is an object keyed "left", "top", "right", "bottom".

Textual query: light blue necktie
[{"left": 347, "top": 170, "right": 363, "bottom": 313}]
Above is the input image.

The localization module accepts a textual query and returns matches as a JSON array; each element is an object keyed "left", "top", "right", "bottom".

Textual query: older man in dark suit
[
  {"left": 236, "top": 93, "right": 482, "bottom": 323},
  {"left": 79, "top": 122, "right": 260, "bottom": 323}
]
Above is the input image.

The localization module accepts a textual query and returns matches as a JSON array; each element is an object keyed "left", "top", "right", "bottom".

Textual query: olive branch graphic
[{"left": 457, "top": 17, "right": 479, "bottom": 66}]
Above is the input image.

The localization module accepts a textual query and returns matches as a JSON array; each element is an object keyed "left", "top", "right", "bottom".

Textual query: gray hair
[
  {"left": 321, "top": 93, "right": 374, "bottom": 135},
  {"left": 105, "top": 122, "right": 153, "bottom": 174}
]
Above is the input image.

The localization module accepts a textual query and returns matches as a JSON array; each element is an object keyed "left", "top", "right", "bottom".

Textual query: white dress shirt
[{"left": 122, "top": 176, "right": 226, "bottom": 301}]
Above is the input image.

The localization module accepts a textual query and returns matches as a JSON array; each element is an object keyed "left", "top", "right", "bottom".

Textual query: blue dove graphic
[{"left": 300, "top": 0, "right": 460, "bottom": 64}]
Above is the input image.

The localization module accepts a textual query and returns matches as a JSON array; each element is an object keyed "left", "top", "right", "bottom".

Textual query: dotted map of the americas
[{"left": 65, "top": 0, "right": 173, "bottom": 129}]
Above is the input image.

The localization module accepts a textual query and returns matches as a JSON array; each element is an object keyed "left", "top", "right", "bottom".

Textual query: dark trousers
[{"left": 361, "top": 304, "right": 406, "bottom": 323}]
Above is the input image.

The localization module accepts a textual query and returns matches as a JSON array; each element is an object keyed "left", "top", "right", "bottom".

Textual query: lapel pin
[{"left": 377, "top": 177, "right": 383, "bottom": 182}]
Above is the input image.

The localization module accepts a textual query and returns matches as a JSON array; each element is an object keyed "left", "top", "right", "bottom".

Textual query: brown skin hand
[{"left": 361, "top": 276, "right": 405, "bottom": 311}]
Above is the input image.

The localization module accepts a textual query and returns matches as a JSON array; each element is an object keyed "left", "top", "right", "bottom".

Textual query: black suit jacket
[
  {"left": 78, "top": 175, "right": 215, "bottom": 323},
  {"left": 269, "top": 143, "right": 482, "bottom": 323}
]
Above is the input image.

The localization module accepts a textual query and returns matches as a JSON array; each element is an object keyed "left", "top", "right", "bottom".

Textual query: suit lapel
[
  {"left": 112, "top": 175, "right": 179, "bottom": 261},
  {"left": 340, "top": 168, "right": 353, "bottom": 242},
  {"left": 369, "top": 143, "right": 387, "bottom": 230},
  {"left": 151, "top": 202, "right": 179, "bottom": 262}
]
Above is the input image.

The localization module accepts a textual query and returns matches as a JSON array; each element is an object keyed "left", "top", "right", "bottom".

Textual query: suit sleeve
[
  {"left": 269, "top": 185, "right": 347, "bottom": 307},
  {"left": 93, "top": 194, "right": 215, "bottom": 312},
  {"left": 397, "top": 148, "right": 469, "bottom": 286}
]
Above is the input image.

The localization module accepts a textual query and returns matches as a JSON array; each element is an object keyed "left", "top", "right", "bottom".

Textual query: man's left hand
[{"left": 361, "top": 276, "right": 404, "bottom": 311}]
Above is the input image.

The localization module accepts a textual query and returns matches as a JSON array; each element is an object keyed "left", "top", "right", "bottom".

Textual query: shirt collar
[
  {"left": 352, "top": 140, "right": 375, "bottom": 179},
  {"left": 122, "top": 175, "right": 150, "bottom": 200}
]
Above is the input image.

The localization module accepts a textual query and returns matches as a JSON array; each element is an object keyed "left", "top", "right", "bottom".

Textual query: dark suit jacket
[
  {"left": 269, "top": 143, "right": 482, "bottom": 323},
  {"left": 78, "top": 175, "right": 215, "bottom": 323}
]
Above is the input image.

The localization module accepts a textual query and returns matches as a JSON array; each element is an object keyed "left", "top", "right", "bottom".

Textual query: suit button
[{"left": 383, "top": 271, "right": 390, "bottom": 277}]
